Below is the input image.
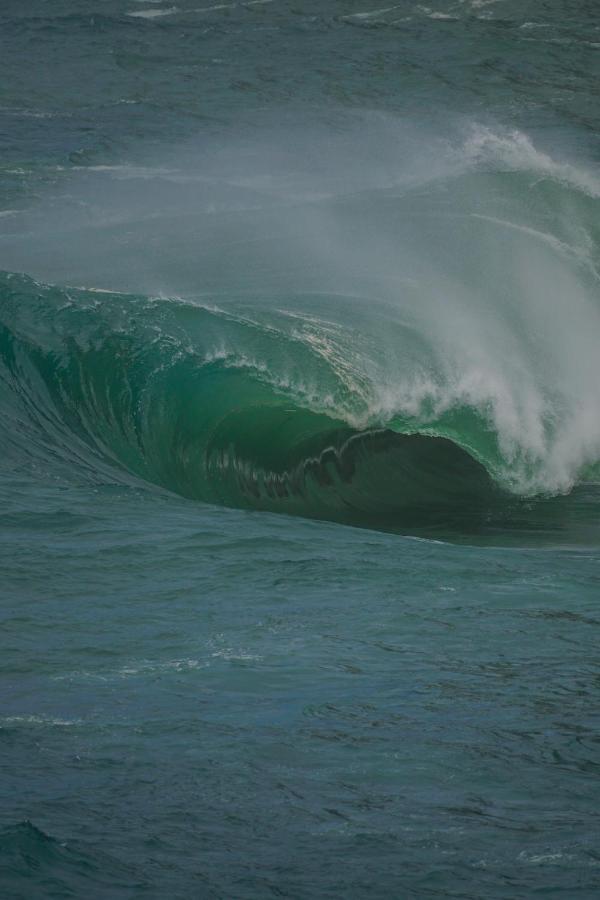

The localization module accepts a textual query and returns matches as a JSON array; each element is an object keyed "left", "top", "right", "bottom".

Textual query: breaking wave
[{"left": 1, "top": 123, "right": 599, "bottom": 532}]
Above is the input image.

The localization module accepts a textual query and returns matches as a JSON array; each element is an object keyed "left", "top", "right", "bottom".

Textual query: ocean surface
[{"left": 1, "top": 1, "right": 600, "bottom": 897}]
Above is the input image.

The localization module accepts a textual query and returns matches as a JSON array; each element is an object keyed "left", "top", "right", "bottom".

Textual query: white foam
[
  {"left": 342, "top": 6, "right": 402, "bottom": 22},
  {"left": 127, "top": 6, "right": 178, "bottom": 18},
  {"left": 117, "top": 658, "right": 207, "bottom": 675},
  {"left": 73, "top": 164, "right": 177, "bottom": 179},
  {"left": 191, "top": 3, "right": 236, "bottom": 12},
  {"left": 210, "top": 648, "right": 263, "bottom": 661},
  {"left": 416, "top": 6, "right": 458, "bottom": 19},
  {"left": 0, "top": 715, "right": 81, "bottom": 727},
  {"left": 518, "top": 850, "right": 570, "bottom": 864},
  {"left": 462, "top": 0, "right": 504, "bottom": 8},
  {"left": 68, "top": 285, "right": 123, "bottom": 295}
]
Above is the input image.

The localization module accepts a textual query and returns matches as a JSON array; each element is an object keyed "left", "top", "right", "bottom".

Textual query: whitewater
[{"left": 1, "top": 1, "right": 600, "bottom": 898}]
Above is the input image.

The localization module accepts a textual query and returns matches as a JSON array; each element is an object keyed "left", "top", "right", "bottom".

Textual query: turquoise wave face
[
  {"left": 0, "top": 273, "right": 493, "bottom": 519},
  {"left": 1, "top": 268, "right": 599, "bottom": 542}
]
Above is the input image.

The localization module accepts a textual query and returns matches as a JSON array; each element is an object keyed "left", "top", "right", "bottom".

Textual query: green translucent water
[{"left": 1, "top": 1, "right": 600, "bottom": 897}]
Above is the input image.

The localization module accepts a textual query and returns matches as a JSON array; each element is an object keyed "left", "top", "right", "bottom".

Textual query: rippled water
[{"left": 1, "top": 1, "right": 600, "bottom": 897}]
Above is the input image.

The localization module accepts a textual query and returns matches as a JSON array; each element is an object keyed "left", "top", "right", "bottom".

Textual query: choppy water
[{"left": 1, "top": 1, "right": 600, "bottom": 897}]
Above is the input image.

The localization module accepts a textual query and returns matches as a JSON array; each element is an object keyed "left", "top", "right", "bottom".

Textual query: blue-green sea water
[{"left": 2, "top": 1, "right": 600, "bottom": 897}]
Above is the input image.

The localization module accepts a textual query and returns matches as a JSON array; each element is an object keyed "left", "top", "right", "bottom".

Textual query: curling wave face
[{"left": 0, "top": 272, "right": 497, "bottom": 525}]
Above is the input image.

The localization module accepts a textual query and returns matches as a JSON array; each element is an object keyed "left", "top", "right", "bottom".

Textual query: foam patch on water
[
  {"left": 0, "top": 715, "right": 82, "bottom": 728},
  {"left": 416, "top": 6, "right": 458, "bottom": 19},
  {"left": 127, "top": 6, "right": 178, "bottom": 18},
  {"left": 210, "top": 648, "right": 263, "bottom": 661},
  {"left": 462, "top": 0, "right": 505, "bottom": 11},
  {"left": 346, "top": 6, "right": 402, "bottom": 18},
  {"left": 73, "top": 164, "right": 178, "bottom": 179},
  {"left": 117, "top": 658, "right": 208, "bottom": 675}
]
